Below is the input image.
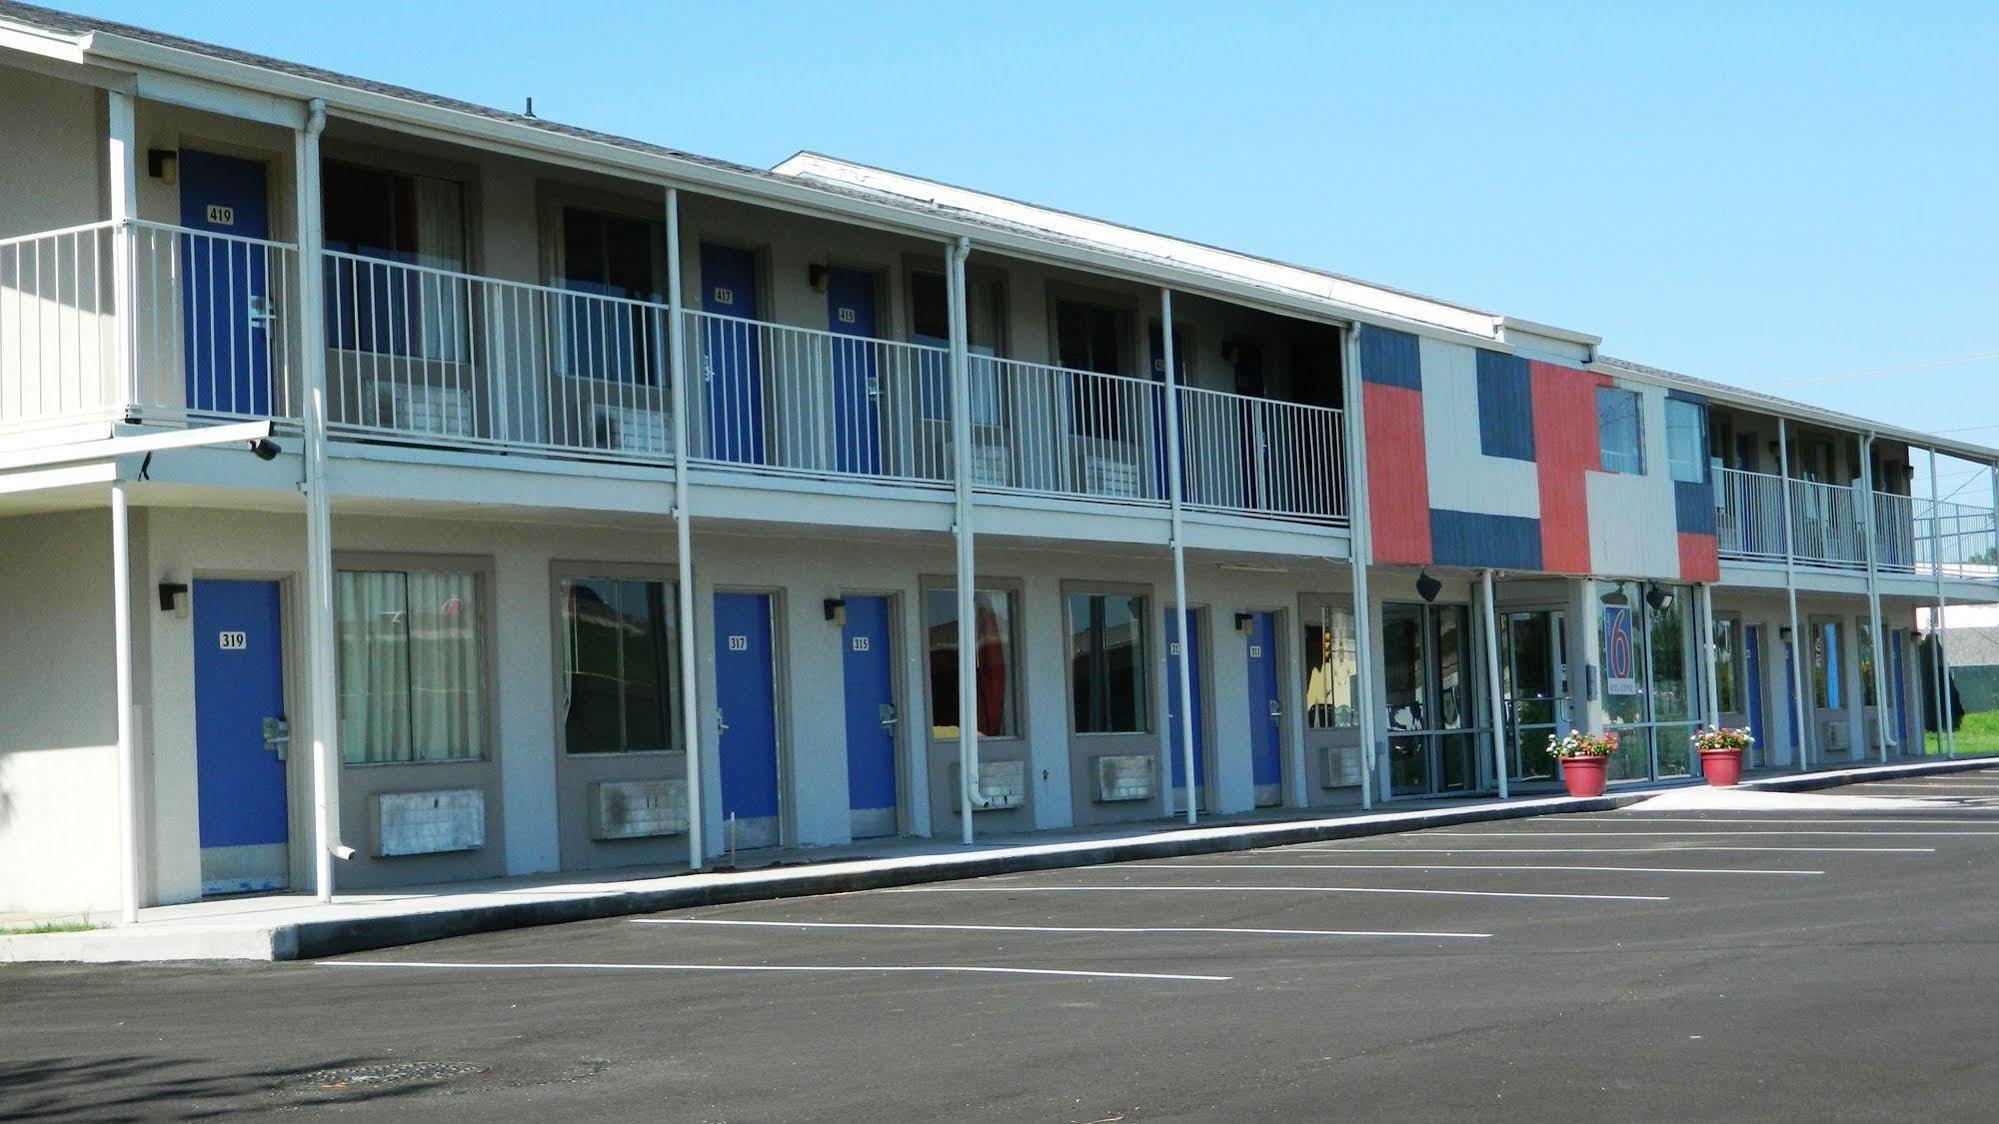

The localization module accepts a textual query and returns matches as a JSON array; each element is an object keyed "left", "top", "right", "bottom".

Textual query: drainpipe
[
  {"left": 1160, "top": 289, "right": 1197, "bottom": 825},
  {"left": 1928, "top": 448, "right": 1953, "bottom": 758},
  {"left": 1859, "top": 432, "right": 1890, "bottom": 762},
  {"left": 665, "top": 185, "right": 703, "bottom": 869},
  {"left": 1481, "top": 569, "right": 1508, "bottom": 800},
  {"left": 106, "top": 91, "right": 140, "bottom": 924},
  {"left": 294, "top": 97, "right": 343, "bottom": 903},
  {"left": 1778, "top": 418, "right": 1810, "bottom": 772},
  {"left": 947, "top": 236, "right": 977, "bottom": 843},
  {"left": 1340, "top": 326, "right": 1377, "bottom": 811}
]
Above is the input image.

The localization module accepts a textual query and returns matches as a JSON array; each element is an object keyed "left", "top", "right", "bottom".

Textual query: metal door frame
[
  {"left": 711, "top": 586, "right": 790, "bottom": 849},
  {"left": 839, "top": 588, "right": 908, "bottom": 837}
]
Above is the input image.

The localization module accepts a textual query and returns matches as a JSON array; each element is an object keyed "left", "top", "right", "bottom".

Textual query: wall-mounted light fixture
[
  {"left": 1233, "top": 612, "right": 1254, "bottom": 634},
  {"left": 157, "top": 581, "right": 189, "bottom": 619},
  {"left": 1599, "top": 581, "right": 1630, "bottom": 607},
  {"left": 248, "top": 437, "right": 281, "bottom": 461},
  {"left": 146, "top": 148, "right": 178, "bottom": 184},
  {"left": 1415, "top": 568, "right": 1442, "bottom": 604},
  {"left": 807, "top": 263, "right": 829, "bottom": 292},
  {"left": 822, "top": 598, "right": 847, "bottom": 627},
  {"left": 1779, "top": 625, "right": 1793, "bottom": 642},
  {"left": 1644, "top": 583, "right": 1674, "bottom": 613}
]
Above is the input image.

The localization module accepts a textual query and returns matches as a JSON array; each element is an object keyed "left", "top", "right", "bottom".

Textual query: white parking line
[
  {"left": 317, "top": 960, "right": 1233, "bottom": 983},
  {"left": 1140, "top": 863, "right": 1821, "bottom": 876},
  {"left": 631, "top": 918, "right": 1492, "bottom": 939},
  {"left": 1300, "top": 846, "right": 1933, "bottom": 854},
  {"left": 1419, "top": 830, "right": 1999, "bottom": 837},
  {"left": 1608, "top": 817, "right": 1999, "bottom": 825},
  {"left": 886, "top": 885, "right": 1668, "bottom": 903}
]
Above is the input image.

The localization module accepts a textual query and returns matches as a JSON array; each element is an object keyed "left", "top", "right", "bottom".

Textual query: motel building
[{"left": 2, "top": 3, "right": 1997, "bottom": 921}]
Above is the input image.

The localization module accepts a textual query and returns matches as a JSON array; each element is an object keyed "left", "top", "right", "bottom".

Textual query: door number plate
[
  {"left": 205, "top": 204, "right": 236, "bottom": 227},
  {"left": 728, "top": 634, "right": 748, "bottom": 651},
  {"left": 712, "top": 286, "right": 734, "bottom": 306},
  {"left": 837, "top": 307, "right": 856, "bottom": 324},
  {"left": 218, "top": 630, "right": 248, "bottom": 651},
  {"left": 850, "top": 636, "right": 871, "bottom": 652},
  {"left": 1249, "top": 644, "right": 1263, "bottom": 658}
]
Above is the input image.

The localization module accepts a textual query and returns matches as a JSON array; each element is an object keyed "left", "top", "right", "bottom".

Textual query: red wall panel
[
  {"left": 1678, "top": 532, "right": 1721, "bottom": 583},
  {"left": 1529, "top": 361, "right": 1605, "bottom": 575},
  {"left": 1364, "top": 382, "right": 1432, "bottom": 564}
]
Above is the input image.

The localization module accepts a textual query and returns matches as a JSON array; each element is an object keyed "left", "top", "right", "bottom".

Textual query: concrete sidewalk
[{"left": 5, "top": 755, "right": 1989, "bottom": 964}]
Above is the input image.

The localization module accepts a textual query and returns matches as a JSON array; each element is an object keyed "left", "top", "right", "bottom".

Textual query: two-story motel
[{"left": 2, "top": 2, "right": 1996, "bottom": 919}]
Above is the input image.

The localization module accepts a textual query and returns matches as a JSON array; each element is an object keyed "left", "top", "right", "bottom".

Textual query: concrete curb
[{"left": 1739, "top": 757, "right": 1999, "bottom": 793}]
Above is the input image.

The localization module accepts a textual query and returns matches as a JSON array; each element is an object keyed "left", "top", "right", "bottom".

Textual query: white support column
[
  {"left": 1160, "top": 289, "right": 1198, "bottom": 825},
  {"left": 1341, "top": 326, "right": 1377, "bottom": 811},
  {"left": 107, "top": 90, "right": 137, "bottom": 411},
  {"left": 1779, "top": 418, "right": 1810, "bottom": 772},
  {"left": 947, "top": 237, "right": 976, "bottom": 844},
  {"left": 1929, "top": 448, "right": 1953, "bottom": 758},
  {"left": 1699, "top": 583, "right": 1721, "bottom": 731},
  {"left": 111, "top": 479, "right": 139, "bottom": 925},
  {"left": 1481, "top": 569, "right": 1508, "bottom": 800},
  {"left": 293, "top": 99, "right": 341, "bottom": 902},
  {"left": 665, "top": 185, "right": 704, "bottom": 869},
  {"left": 1859, "top": 433, "right": 1890, "bottom": 762}
]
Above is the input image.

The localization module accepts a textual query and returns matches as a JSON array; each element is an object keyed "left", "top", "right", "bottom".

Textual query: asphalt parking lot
[{"left": 11, "top": 768, "right": 1999, "bottom": 1121}]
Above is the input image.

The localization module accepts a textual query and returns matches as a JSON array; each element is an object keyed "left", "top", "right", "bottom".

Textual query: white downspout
[
  {"left": 1859, "top": 433, "right": 1890, "bottom": 762},
  {"left": 107, "top": 91, "right": 141, "bottom": 925},
  {"left": 665, "top": 185, "right": 704, "bottom": 869},
  {"left": 947, "top": 236, "right": 977, "bottom": 843},
  {"left": 295, "top": 98, "right": 342, "bottom": 902},
  {"left": 1929, "top": 448, "right": 1953, "bottom": 758},
  {"left": 1700, "top": 583, "right": 1720, "bottom": 731},
  {"left": 1778, "top": 418, "right": 1810, "bottom": 772},
  {"left": 1481, "top": 569, "right": 1508, "bottom": 800},
  {"left": 1160, "top": 288, "right": 1197, "bottom": 825},
  {"left": 1341, "top": 326, "right": 1377, "bottom": 811}
]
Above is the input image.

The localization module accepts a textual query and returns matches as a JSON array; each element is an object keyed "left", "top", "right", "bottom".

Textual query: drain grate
[{"left": 294, "top": 1061, "right": 486, "bottom": 1092}]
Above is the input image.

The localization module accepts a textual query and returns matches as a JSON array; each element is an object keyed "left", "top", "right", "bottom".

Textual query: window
[
  {"left": 1597, "top": 387, "right": 1644, "bottom": 475},
  {"left": 1599, "top": 581, "right": 1699, "bottom": 780},
  {"left": 924, "top": 587, "right": 1018, "bottom": 739},
  {"left": 1714, "top": 616, "right": 1742, "bottom": 715},
  {"left": 1303, "top": 602, "right": 1359, "bottom": 729},
  {"left": 1056, "top": 300, "right": 1130, "bottom": 441},
  {"left": 1812, "top": 621, "right": 1842, "bottom": 709},
  {"left": 1857, "top": 622, "right": 1877, "bottom": 708},
  {"left": 909, "top": 270, "right": 1005, "bottom": 424},
  {"left": 337, "top": 568, "right": 485, "bottom": 764},
  {"left": 324, "top": 161, "right": 467, "bottom": 268},
  {"left": 558, "top": 207, "right": 665, "bottom": 385},
  {"left": 1068, "top": 592, "right": 1148, "bottom": 733},
  {"left": 322, "top": 161, "right": 468, "bottom": 359},
  {"left": 560, "top": 577, "right": 678, "bottom": 754},
  {"left": 1666, "top": 399, "right": 1708, "bottom": 483}
]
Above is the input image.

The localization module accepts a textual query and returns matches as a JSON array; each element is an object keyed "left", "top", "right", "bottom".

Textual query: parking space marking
[
  {"left": 1140, "top": 863, "right": 1821, "bottom": 876},
  {"left": 1419, "top": 830, "right": 1999, "bottom": 837},
  {"left": 1610, "top": 817, "right": 1999, "bottom": 825},
  {"left": 886, "top": 885, "right": 1669, "bottom": 903},
  {"left": 317, "top": 960, "right": 1233, "bottom": 983},
  {"left": 632, "top": 919, "right": 1492, "bottom": 939},
  {"left": 1301, "top": 846, "right": 1934, "bottom": 854}
]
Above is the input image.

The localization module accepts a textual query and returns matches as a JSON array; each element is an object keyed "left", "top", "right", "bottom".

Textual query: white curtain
[
  {"left": 412, "top": 175, "right": 467, "bottom": 362},
  {"left": 406, "top": 570, "right": 484, "bottom": 761},
  {"left": 337, "top": 572, "right": 412, "bottom": 764}
]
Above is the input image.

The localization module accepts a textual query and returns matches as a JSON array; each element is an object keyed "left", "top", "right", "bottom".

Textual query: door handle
[
  {"left": 248, "top": 294, "right": 278, "bottom": 328},
  {"left": 715, "top": 707, "right": 729, "bottom": 735},
  {"left": 1268, "top": 699, "right": 1283, "bottom": 723},
  {"left": 262, "top": 716, "right": 290, "bottom": 761},
  {"left": 878, "top": 703, "right": 898, "bottom": 729}
]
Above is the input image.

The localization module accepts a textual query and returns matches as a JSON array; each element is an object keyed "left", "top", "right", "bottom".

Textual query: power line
[{"left": 1765, "top": 351, "right": 1999, "bottom": 388}]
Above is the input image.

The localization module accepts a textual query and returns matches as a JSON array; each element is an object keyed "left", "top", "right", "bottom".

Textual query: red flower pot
[
  {"left": 1559, "top": 755, "right": 1609, "bottom": 798},
  {"left": 1700, "top": 749, "right": 1744, "bottom": 787}
]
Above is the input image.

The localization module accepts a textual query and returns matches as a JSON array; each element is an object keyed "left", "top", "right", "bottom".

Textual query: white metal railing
[
  {"left": 1, "top": 221, "right": 120, "bottom": 430},
  {"left": 977, "top": 357, "right": 1166, "bottom": 505},
  {"left": 1178, "top": 385, "right": 1345, "bottom": 521},
  {"left": 1914, "top": 495, "right": 1998, "bottom": 581},
  {"left": 325, "top": 250, "right": 671, "bottom": 459},
  {"left": 131, "top": 220, "right": 300, "bottom": 423},
  {"left": 1713, "top": 467, "right": 1790, "bottom": 562},
  {"left": 1785, "top": 475, "right": 1865, "bottom": 567},
  {"left": 681, "top": 308, "right": 950, "bottom": 484},
  {"left": 1714, "top": 466, "right": 1994, "bottom": 584}
]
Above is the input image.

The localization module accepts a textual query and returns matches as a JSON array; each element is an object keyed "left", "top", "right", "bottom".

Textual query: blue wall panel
[
  {"left": 1359, "top": 326, "right": 1422, "bottom": 390},
  {"left": 1474, "top": 350, "right": 1536, "bottom": 461},
  {"left": 1674, "top": 479, "right": 1717, "bottom": 535},
  {"left": 1429, "top": 508, "right": 1544, "bottom": 571}
]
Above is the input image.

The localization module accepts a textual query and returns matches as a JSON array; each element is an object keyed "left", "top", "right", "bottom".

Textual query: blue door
[
  {"left": 1891, "top": 628, "right": 1909, "bottom": 753},
  {"left": 1745, "top": 625, "right": 1766, "bottom": 767},
  {"left": 699, "top": 244, "right": 764, "bottom": 464},
  {"left": 714, "top": 592, "right": 781, "bottom": 848},
  {"left": 826, "top": 267, "right": 882, "bottom": 475},
  {"left": 1246, "top": 611, "right": 1284, "bottom": 801},
  {"left": 192, "top": 579, "right": 289, "bottom": 894},
  {"left": 841, "top": 595, "right": 898, "bottom": 836},
  {"left": 178, "top": 151, "right": 272, "bottom": 417},
  {"left": 1166, "top": 609, "right": 1206, "bottom": 802}
]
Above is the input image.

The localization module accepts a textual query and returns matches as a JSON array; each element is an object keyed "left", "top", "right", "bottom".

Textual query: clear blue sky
[{"left": 65, "top": 0, "right": 1999, "bottom": 469}]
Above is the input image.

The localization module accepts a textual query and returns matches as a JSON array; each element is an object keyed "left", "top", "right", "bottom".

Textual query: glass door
[
  {"left": 1384, "top": 601, "right": 1485, "bottom": 797},
  {"left": 1501, "top": 609, "right": 1568, "bottom": 783}
]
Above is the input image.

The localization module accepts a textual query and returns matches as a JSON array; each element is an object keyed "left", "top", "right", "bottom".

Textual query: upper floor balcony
[
  {"left": 0, "top": 219, "right": 1348, "bottom": 528},
  {"left": 1714, "top": 465, "right": 1996, "bottom": 584}
]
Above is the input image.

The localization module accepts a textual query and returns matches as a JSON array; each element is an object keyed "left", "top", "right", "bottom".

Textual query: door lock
[{"left": 262, "top": 716, "right": 290, "bottom": 761}]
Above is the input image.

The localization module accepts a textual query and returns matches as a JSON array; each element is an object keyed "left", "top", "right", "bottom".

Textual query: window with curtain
[
  {"left": 337, "top": 568, "right": 485, "bottom": 764},
  {"left": 1666, "top": 398, "right": 1708, "bottom": 483},
  {"left": 1858, "top": 622, "right": 1878, "bottom": 707},
  {"left": 559, "top": 207, "right": 665, "bottom": 386},
  {"left": 322, "top": 161, "right": 468, "bottom": 360},
  {"left": 1056, "top": 300, "right": 1131, "bottom": 442},
  {"left": 1714, "top": 616, "right": 1742, "bottom": 715},
  {"left": 924, "top": 587, "right": 1017, "bottom": 739},
  {"left": 1068, "top": 592, "right": 1148, "bottom": 733},
  {"left": 1303, "top": 602, "right": 1359, "bottom": 729},
  {"left": 560, "top": 577, "right": 677, "bottom": 754},
  {"left": 910, "top": 270, "right": 1005, "bottom": 425},
  {"left": 1813, "top": 621, "right": 1843, "bottom": 709},
  {"left": 1597, "top": 387, "right": 1645, "bottom": 475}
]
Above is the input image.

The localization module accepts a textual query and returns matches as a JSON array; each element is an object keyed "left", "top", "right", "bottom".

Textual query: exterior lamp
[
  {"left": 1599, "top": 582, "right": 1630, "bottom": 607},
  {"left": 1415, "top": 568, "right": 1442, "bottom": 604},
  {"left": 1644, "top": 584, "right": 1674, "bottom": 613}
]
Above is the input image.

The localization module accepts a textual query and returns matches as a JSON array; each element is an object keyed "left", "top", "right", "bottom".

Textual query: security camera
[{"left": 248, "top": 437, "right": 281, "bottom": 461}]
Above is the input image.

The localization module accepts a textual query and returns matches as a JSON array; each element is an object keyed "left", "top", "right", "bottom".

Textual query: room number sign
[{"left": 218, "top": 630, "right": 248, "bottom": 650}]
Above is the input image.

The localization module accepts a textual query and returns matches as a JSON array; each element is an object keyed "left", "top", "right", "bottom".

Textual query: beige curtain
[
  {"left": 336, "top": 571, "right": 411, "bottom": 764},
  {"left": 406, "top": 570, "right": 483, "bottom": 761}
]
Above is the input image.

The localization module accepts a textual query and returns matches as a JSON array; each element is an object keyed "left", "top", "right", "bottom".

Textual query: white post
[
  {"left": 665, "top": 186, "right": 704, "bottom": 869},
  {"left": 1699, "top": 583, "right": 1721, "bottom": 731},
  {"left": 294, "top": 99, "right": 340, "bottom": 902},
  {"left": 1929, "top": 448, "right": 1953, "bottom": 758},
  {"left": 947, "top": 237, "right": 977, "bottom": 843},
  {"left": 1481, "top": 569, "right": 1508, "bottom": 800},
  {"left": 1160, "top": 289, "right": 1198, "bottom": 825},
  {"left": 1778, "top": 418, "right": 1810, "bottom": 772},
  {"left": 107, "top": 90, "right": 138, "bottom": 410},
  {"left": 111, "top": 479, "right": 140, "bottom": 924},
  {"left": 1859, "top": 434, "right": 1890, "bottom": 762},
  {"left": 1341, "top": 326, "right": 1377, "bottom": 811}
]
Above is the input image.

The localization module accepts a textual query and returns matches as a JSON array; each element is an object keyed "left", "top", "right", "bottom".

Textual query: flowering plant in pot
[
  {"left": 1691, "top": 726, "right": 1754, "bottom": 787},
  {"left": 1546, "top": 729, "right": 1618, "bottom": 797}
]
